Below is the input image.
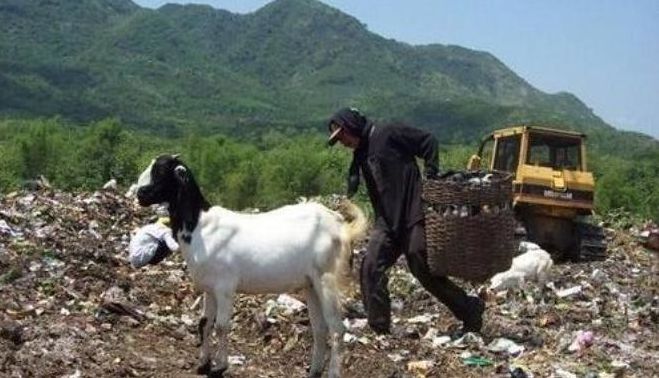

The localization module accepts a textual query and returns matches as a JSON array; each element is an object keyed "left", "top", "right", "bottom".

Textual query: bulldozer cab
[
  {"left": 468, "top": 126, "right": 594, "bottom": 213},
  {"left": 468, "top": 126, "right": 586, "bottom": 176}
]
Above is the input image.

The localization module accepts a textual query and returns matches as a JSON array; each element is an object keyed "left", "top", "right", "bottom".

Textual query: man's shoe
[
  {"left": 369, "top": 321, "right": 391, "bottom": 335},
  {"left": 462, "top": 296, "right": 485, "bottom": 333}
]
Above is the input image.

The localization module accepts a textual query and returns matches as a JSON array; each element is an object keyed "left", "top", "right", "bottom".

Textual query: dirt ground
[{"left": 1, "top": 190, "right": 657, "bottom": 377}]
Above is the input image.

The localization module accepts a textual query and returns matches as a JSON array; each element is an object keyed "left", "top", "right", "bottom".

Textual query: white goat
[
  {"left": 133, "top": 154, "right": 367, "bottom": 378},
  {"left": 488, "top": 241, "right": 553, "bottom": 293}
]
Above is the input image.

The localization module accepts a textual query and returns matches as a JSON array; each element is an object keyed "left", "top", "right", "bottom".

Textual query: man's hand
[
  {"left": 425, "top": 165, "right": 440, "bottom": 180},
  {"left": 347, "top": 174, "right": 360, "bottom": 198}
]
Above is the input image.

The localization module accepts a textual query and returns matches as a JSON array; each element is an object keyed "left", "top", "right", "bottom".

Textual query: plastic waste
[
  {"left": 451, "top": 332, "right": 484, "bottom": 348},
  {"left": 343, "top": 333, "right": 358, "bottom": 343},
  {"left": 406, "top": 313, "right": 435, "bottom": 324},
  {"left": 387, "top": 353, "right": 405, "bottom": 363},
  {"left": 488, "top": 337, "right": 525, "bottom": 356},
  {"left": 102, "top": 179, "right": 117, "bottom": 191},
  {"left": 556, "top": 285, "right": 582, "bottom": 298},
  {"left": 275, "top": 294, "right": 306, "bottom": 315},
  {"left": 509, "top": 367, "right": 528, "bottom": 378},
  {"left": 554, "top": 368, "right": 577, "bottom": 378},
  {"left": 568, "top": 330, "right": 594, "bottom": 353},
  {"left": 407, "top": 360, "right": 434, "bottom": 373},
  {"left": 462, "top": 356, "right": 493, "bottom": 367},
  {"left": 228, "top": 355, "right": 245, "bottom": 365}
]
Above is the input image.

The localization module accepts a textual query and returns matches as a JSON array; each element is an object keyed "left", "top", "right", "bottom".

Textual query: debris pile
[{"left": 1, "top": 189, "right": 657, "bottom": 377}]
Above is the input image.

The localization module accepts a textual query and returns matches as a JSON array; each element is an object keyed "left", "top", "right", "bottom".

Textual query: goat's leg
[
  {"left": 211, "top": 289, "right": 234, "bottom": 374},
  {"left": 197, "top": 292, "right": 217, "bottom": 375},
  {"left": 306, "top": 287, "right": 328, "bottom": 378},
  {"left": 537, "top": 262, "right": 552, "bottom": 287},
  {"left": 315, "top": 275, "right": 346, "bottom": 378},
  {"left": 196, "top": 294, "right": 210, "bottom": 347}
]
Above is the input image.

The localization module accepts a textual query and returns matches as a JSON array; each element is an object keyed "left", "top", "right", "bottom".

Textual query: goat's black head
[{"left": 135, "top": 154, "right": 188, "bottom": 207}]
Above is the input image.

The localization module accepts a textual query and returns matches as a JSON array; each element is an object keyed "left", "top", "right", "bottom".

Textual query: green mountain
[{"left": 0, "top": 0, "right": 655, "bottom": 151}]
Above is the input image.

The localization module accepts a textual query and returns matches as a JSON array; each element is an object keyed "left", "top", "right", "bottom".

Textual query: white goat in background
[
  {"left": 133, "top": 154, "right": 368, "bottom": 378},
  {"left": 488, "top": 241, "right": 554, "bottom": 293}
]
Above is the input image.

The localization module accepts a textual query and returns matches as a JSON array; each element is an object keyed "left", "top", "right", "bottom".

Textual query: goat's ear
[
  {"left": 174, "top": 165, "right": 188, "bottom": 184},
  {"left": 172, "top": 153, "right": 181, "bottom": 159}
]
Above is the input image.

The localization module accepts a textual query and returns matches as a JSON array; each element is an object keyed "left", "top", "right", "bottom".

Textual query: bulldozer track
[{"left": 576, "top": 222, "right": 607, "bottom": 261}]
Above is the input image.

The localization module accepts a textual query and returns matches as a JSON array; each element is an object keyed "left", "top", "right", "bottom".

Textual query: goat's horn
[{"left": 172, "top": 153, "right": 181, "bottom": 159}]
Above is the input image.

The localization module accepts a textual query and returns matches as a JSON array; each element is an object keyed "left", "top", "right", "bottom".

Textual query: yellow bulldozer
[{"left": 467, "top": 126, "right": 607, "bottom": 260}]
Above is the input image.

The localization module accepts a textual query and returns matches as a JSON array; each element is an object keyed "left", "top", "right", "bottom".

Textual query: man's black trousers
[{"left": 359, "top": 217, "right": 474, "bottom": 332}]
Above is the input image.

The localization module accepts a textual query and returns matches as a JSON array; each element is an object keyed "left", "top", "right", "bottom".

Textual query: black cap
[{"left": 327, "top": 107, "right": 368, "bottom": 147}]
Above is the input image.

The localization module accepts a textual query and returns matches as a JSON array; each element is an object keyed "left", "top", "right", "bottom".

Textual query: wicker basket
[{"left": 422, "top": 172, "right": 515, "bottom": 282}]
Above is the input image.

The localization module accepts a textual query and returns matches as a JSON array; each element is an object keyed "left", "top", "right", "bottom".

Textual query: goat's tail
[
  {"left": 338, "top": 199, "right": 368, "bottom": 245},
  {"left": 332, "top": 199, "right": 368, "bottom": 293}
]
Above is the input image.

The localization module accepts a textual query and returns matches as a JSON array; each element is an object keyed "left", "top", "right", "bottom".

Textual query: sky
[{"left": 134, "top": 0, "right": 659, "bottom": 138}]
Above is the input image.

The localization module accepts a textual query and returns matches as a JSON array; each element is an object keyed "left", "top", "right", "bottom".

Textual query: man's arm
[
  {"left": 391, "top": 124, "right": 440, "bottom": 177},
  {"left": 163, "top": 233, "right": 180, "bottom": 252}
]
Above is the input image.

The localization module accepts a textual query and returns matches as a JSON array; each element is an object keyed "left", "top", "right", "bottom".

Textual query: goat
[
  {"left": 133, "top": 154, "right": 368, "bottom": 378},
  {"left": 483, "top": 242, "right": 553, "bottom": 298}
]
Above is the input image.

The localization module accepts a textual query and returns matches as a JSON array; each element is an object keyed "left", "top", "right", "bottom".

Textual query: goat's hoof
[
  {"left": 307, "top": 368, "right": 322, "bottom": 378},
  {"left": 196, "top": 360, "right": 212, "bottom": 375},
  {"left": 208, "top": 366, "right": 227, "bottom": 378}
]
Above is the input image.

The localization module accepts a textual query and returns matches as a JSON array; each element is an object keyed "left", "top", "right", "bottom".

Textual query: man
[{"left": 327, "top": 107, "right": 485, "bottom": 335}]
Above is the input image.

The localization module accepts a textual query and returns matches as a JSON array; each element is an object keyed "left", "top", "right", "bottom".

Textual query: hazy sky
[{"left": 134, "top": 0, "right": 659, "bottom": 138}]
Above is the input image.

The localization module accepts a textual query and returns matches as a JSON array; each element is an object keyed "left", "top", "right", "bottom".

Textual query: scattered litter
[
  {"left": 387, "top": 353, "right": 405, "bottom": 363},
  {"left": 228, "top": 355, "right": 246, "bottom": 366},
  {"left": 509, "top": 367, "right": 528, "bottom": 378},
  {"left": 610, "top": 360, "right": 630, "bottom": 371},
  {"left": 391, "top": 299, "right": 405, "bottom": 312},
  {"left": 64, "top": 370, "right": 82, "bottom": 378},
  {"left": 422, "top": 327, "right": 438, "bottom": 340},
  {"left": 487, "top": 337, "right": 525, "bottom": 356},
  {"left": 180, "top": 314, "right": 195, "bottom": 327},
  {"left": 639, "top": 224, "right": 659, "bottom": 251},
  {"left": 343, "top": 318, "right": 368, "bottom": 331},
  {"left": 462, "top": 356, "right": 493, "bottom": 367},
  {"left": 274, "top": 294, "right": 306, "bottom": 315},
  {"left": 406, "top": 313, "right": 435, "bottom": 324},
  {"left": 102, "top": 179, "right": 118, "bottom": 191},
  {"left": 432, "top": 336, "right": 452, "bottom": 348},
  {"left": 407, "top": 360, "right": 434, "bottom": 374},
  {"left": 420, "top": 327, "right": 451, "bottom": 347},
  {"left": 343, "top": 332, "right": 358, "bottom": 343},
  {"left": 0, "top": 220, "right": 22, "bottom": 238},
  {"left": 451, "top": 332, "right": 484, "bottom": 348},
  {"left": 556, "top": 285, "right": 582, "bottom": 298},
  {"left": 357, "top": 336, "right": 370, "bottom": 345},
  {"left": 0, "top": 189, "right": 656, "bottom": 376},
  {"left": 0, "top": 319, "right": 23, "bottom": 345},
  {"left": 554, "top": 368, "right": 577, "bottom": 378},
  {"left": 568, "top": 330, "right": 594, "bottom": 353},
  {"left": 590, "top": 269, "right": 607, "bottom": 284}
]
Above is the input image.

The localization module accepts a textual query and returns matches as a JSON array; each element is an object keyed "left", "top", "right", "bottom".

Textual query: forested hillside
[{"left": 0, "top": 0, "right": 656, "bottom": 219}]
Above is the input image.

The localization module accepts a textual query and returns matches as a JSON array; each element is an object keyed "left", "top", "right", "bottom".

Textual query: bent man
[{"left": 327, "top": 107, "right": 485, "bottom": 335}]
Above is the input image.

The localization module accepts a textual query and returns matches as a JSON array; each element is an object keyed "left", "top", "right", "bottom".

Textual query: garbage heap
[{"left": 1, "top": 189, "right": 657, "bottom": 377}]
